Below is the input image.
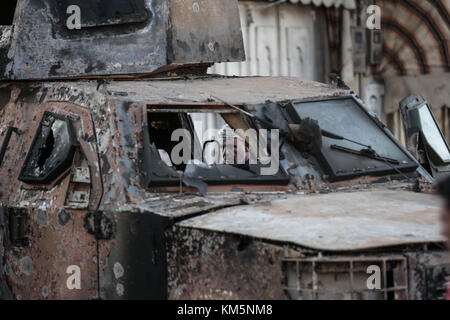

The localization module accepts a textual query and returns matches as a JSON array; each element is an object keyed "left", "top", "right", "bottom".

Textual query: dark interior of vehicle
[
  {"left": 148, "top": 112, "right": 187, "bottom": 171},
  {"left": 1, "top": 1, "right": 17, "bottom": 25},
  {"left": 142, "top": 108, "right": 289, "bottom": 188}
]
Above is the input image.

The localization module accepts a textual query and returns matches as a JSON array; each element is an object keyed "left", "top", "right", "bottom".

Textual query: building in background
[
  {"left": 374, "top": 0, "right": 450, "bottom": 144},
  {"left": 211, "top": 0, "right": 450, "bottom": 144},
  {"left": 210, "top": 0, "right": 357, "bottom": 81}
]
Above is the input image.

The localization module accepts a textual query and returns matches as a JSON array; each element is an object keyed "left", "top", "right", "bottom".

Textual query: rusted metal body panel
[
  {"left": 167, "top": 227, "right": 450, "bottom": 300},
  {"left": 2, "top": 0, "right": 245, "bottom": 80},
  {"left": 0, "top": 77, "right": 343, "bottom": 299},
  {"left": 167, "top": 227, "right": 289, "bottom": 300},
  {"left": 6, "top": 0, "right": 166, "bottom": 79},
  {"left": 0, "top": 85, "right": 101, "bottom": 299},
  {"left": 0, "top": 76, "right": 447, "bottom": 300}
]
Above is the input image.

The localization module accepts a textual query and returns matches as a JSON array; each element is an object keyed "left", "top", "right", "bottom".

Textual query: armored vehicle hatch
[{"left": 0, "top": 0, "right": 244, "bottom": 80}]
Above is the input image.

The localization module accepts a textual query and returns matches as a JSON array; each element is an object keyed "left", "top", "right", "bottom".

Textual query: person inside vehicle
[
  {"left": 217, "top": 125, "right": 250, "bottom": 170},
  {"left": 437, "top": 176, "right": 450, "bottom": 300}
]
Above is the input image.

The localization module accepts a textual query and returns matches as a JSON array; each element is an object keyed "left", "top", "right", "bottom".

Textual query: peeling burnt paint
[
  {"left": 0, "top": 84, "right": 102, "bottom": 299},
  {"left": 167, "top": 226, "right": 288, "bottom": 300},
  {"left": 168, "top": 224, "right": 450, "bottom": 300},
  {"left": 5, "top": 0, "right": 245, "bottom": 80}
]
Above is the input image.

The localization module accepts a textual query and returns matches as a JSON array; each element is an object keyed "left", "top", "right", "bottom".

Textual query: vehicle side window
[
  {"left": 140, "top": 106, "right": 289, "bottom": 188},
  {"left": 19, "top": 112, "right": 77, "bottom": 184}
]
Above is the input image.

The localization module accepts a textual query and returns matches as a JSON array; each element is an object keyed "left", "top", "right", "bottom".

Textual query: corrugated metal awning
[{"left": 266, "top": 0, "right": 356, "bottom": 9}]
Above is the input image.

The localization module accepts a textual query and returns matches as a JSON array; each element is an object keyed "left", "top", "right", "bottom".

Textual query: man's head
[
  {"left": 437, "top": 176, "right": 450, "bottom": 248},
  {"left": 217, "top": 125, "right": 249, "bottom": 165}
]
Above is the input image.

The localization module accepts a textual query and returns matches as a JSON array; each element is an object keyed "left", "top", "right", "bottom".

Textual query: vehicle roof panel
[{"left": 177, "top": 189, "right": 444, "bottom": 251}]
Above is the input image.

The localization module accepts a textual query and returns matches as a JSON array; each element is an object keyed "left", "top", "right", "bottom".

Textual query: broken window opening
[
  {"left": 19, "top": 112, "right": 77, "bottom": 184},
  {"left": 0, "top": 1, "right": 17, "bottom": 25},
  {"left": 141, "top": 105, "right": 289, "bottom": 189}
]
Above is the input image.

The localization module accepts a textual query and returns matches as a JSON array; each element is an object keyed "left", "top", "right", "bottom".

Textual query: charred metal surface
[
  {"left": 5, "top": 0, "right": 245, "bottom": 80},
  {"left": 98, "top": 211, "right": 171, "bottom": 300},
  {"left": 0, "top": 77, "right": 445, "bottom": 300},
  {"left": 168, "top": 225, "right": 450, "bottom": 301},
  {"left": 167, "top": 226, "right": 288, "bottom": 300},
  {"left": 0, "top": 83, "right": 102, "bottom": 299},
  {"left": 7, "top": 0, "right": 166, "bottom": 79},
  {"left": 0, "top": 0, "right": 447, "bottom": 302},
  {"left": 406, "top": 251, "right": 450, "bottom": 300}
]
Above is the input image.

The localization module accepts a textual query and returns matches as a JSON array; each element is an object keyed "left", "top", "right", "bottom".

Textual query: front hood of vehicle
[{"left": 177, "top": 189, "right": 445, "bottom": 252}]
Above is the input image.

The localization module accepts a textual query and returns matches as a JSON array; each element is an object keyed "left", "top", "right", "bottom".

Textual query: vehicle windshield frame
[
  {"left": 416, "top": 103, "right": 450, "bottom": 165},
  {"left": 281, "top": 95, "right": 419, "bottom": 182}
]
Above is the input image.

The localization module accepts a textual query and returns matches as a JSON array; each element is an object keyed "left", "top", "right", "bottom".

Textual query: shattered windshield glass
[
  {"left": 286, "top": 97, "right": 418, "bottom": 181},
  {"left": 141, "top": 106, "right": 288, "bottom": 189}
]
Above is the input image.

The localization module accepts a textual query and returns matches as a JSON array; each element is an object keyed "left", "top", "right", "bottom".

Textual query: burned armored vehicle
[{"left": 0, "top": 0, "right": 449, "bottom": 300}]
